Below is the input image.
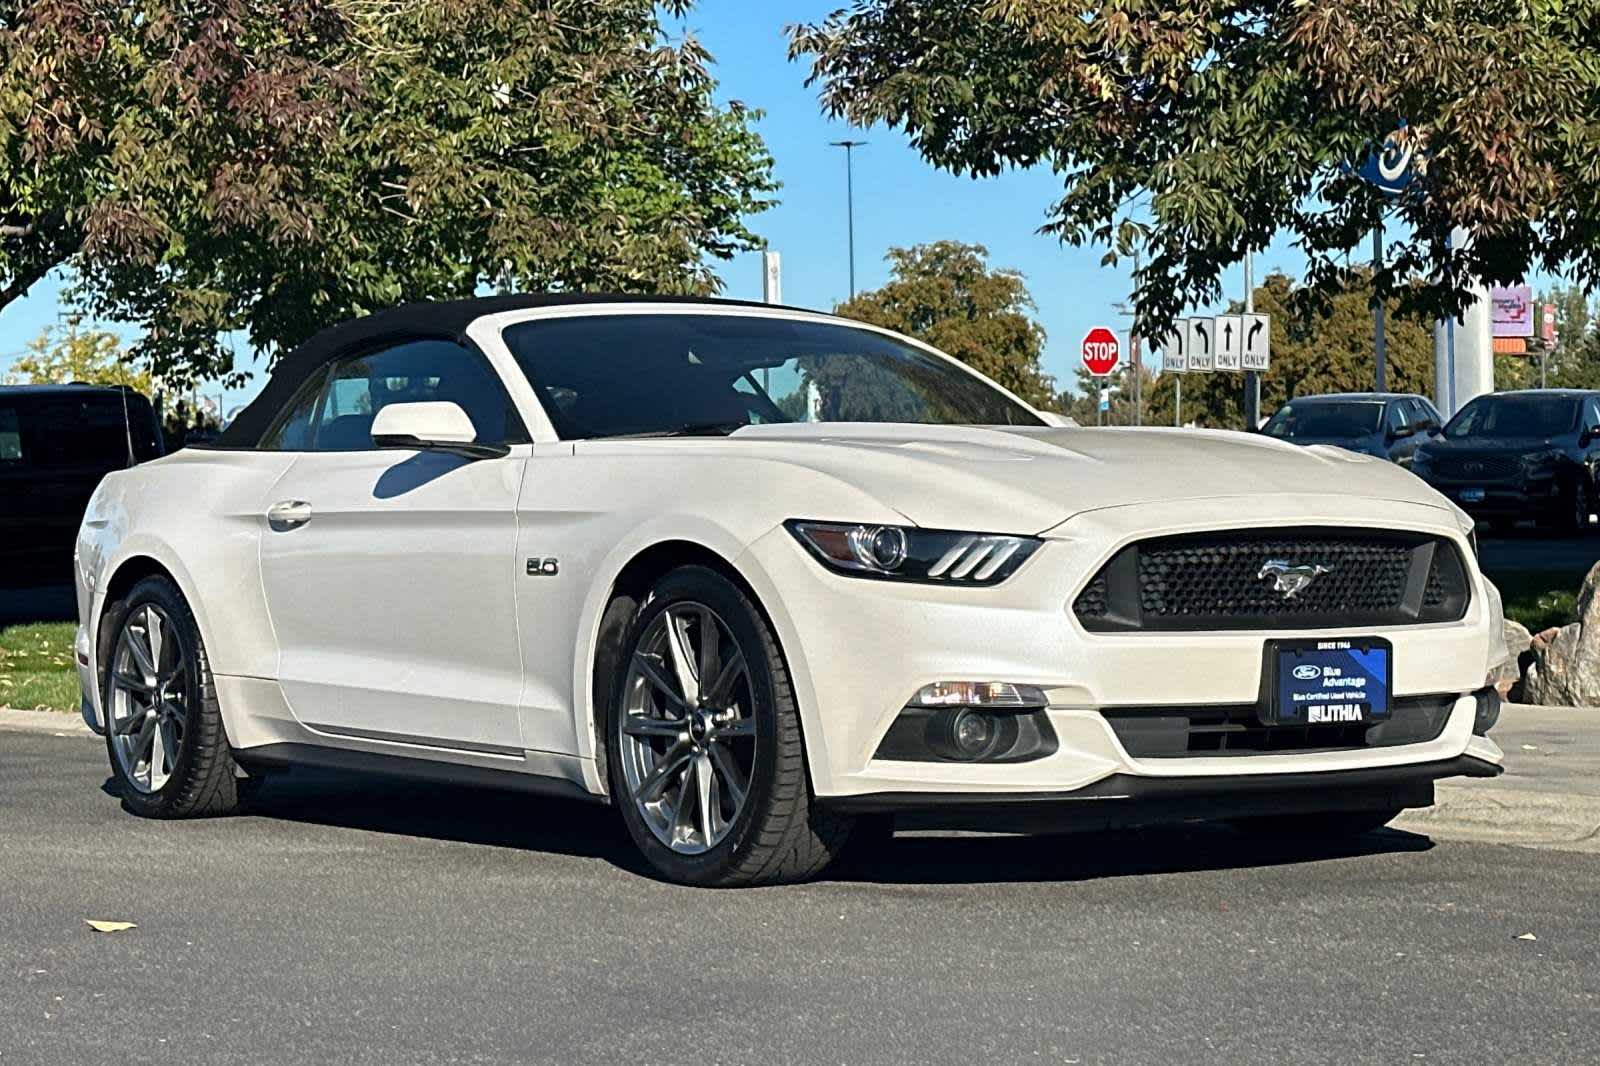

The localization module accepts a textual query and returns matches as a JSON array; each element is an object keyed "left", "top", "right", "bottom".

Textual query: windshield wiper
[{"left": 587, "top": 421, "right": 749, "bottom": 440}]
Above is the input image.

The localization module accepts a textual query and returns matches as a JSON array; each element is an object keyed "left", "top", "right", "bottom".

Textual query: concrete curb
[
  {"left": 1396, "top": 784, "right": 1600, "bottom": 854},
  {"left": 0, "top": 707, "right": 92, "bottom": 736}
]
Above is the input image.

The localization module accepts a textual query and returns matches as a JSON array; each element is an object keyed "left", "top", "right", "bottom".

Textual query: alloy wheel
[
  {"left": 107, "top": 604, "right": 190, "bottom": 794},
  {"left": 618, "top": 601, "right": 756, "bottom": 854}
]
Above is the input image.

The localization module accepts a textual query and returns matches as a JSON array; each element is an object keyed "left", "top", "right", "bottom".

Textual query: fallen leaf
[
  {"left": 1515, "top": 932, "right": 1538, "bottom": 941},
  {"left": 84, "top": 920, "right": 136, "bottom": 933}
]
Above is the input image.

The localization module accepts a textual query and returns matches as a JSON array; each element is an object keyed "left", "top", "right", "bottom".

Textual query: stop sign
[{"left": 1081, "top": 327, "right": 1120, "bottom": 377}]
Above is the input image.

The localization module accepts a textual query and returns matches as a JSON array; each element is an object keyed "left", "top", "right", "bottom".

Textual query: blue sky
[{"left": 0, "top": 0, "right": 1314, "bottom": 409}]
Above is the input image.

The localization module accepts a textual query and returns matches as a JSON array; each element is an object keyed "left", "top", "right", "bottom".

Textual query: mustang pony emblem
[{"left": 1257, "top": 559, "right": 1333, "bottom": 600}]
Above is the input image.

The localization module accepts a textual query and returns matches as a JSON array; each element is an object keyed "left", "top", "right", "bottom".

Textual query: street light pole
[{"left": 830, "top": 140, "right": 867, "bottom": 299}]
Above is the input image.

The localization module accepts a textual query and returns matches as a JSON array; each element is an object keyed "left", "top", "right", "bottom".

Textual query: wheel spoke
[
  {"left": 150, "top": 719, "right": 169, "bottom": 783},
  {"left": 634, "top": 744, "right": 690, "bottom": 803},
  {"left": 705, "top": 648, "right": 746, "bottom": 707},
  {"left": 717, "top": 717, "right": 756, "bottom": 739},
  {"left": 160, "top": 698, "right": 187, "bottom": 726},
  {"left": 696, "top": 607, "right": 720, "bottom": 695},
  {"left": 113, "top": 670, "right": 153, "bottom": 695},
  {"left": 694, "top": 753, "right": 715, "bottom": 846},
  {"left": 632, "top": 653, "right": 688, "bottom": 716},
  {"left": 621, "top": 714, "right": 683, "bottom": 739},
  {"left": 668, "top": 763, "right": 697, "bottom": 841},
  {"left": 664, "top": 610, "right": 700, "bottom": 705},
  {"left": 111, "top": 708, "right": 147, "bottom": 735},
  {"left": 707, "top": 741, "right": 747, "bottom": 810},
  {"left": 125, "top": 627, "right": 156, "bottom": 684},
  {"left": 144, "top": 607, "right": 165, "bottom": 677},
  {"left": 131, "top": 715, "right": 157, "bottom": 766}
]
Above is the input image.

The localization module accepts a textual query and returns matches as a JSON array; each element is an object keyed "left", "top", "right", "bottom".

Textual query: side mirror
[
  {"left": 1581, "top": 426, "right": 1597, "bottom": 448},
  {"left": 371, "top": 401, "right": 508, "bottom": 460}
]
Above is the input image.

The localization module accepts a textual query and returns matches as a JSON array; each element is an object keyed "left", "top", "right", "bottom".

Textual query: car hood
[
  {"left": 1417, "top": 436, "right": 1559, "bottom": 456},
  {"left": 662, "top": 423, "right": 1451, "bottom": 533},
  {"left": 1275, "top": 434, "right": 1380, "bottom": 454}
]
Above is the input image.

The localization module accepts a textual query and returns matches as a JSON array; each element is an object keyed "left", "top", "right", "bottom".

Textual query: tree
[
  {"left": 2, "top": 1, "right": 776, "bottom": 387},
  {"left": 7, "top": 318, "right": 151, "bottom": 393},
  {"left": 792, "top": 2, "right": 1600, "bottom": 341},
  {"left": 1142, "top": 271, "right": 1434, "bottom": 429},
  {"left": 834, "top": 241, "right": 1057, "bottom": 408}
]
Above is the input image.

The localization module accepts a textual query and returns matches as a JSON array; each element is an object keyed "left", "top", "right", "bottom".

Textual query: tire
[
  {"left": 605, "top": 565, "right": 853, "bottom": 886},
  {"left": 100, "top": 575, "right": 251, "bottom": 818},
  {"left": 1571, "top": 479, "right": 1596, "bottom": 536},
  {"left": 1231, "top": 807, "right": 1402, "bottom": 839}
]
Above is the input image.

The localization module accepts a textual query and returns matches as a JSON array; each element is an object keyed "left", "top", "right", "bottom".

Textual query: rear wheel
[
  {"left": 102, "top": 576, "right": 251, "bottom": 818},
  {"left": 1571, "top": 478, "right": 1596, "bottom": 535},
  {"left": 1231, "top": 807, "right": 1402, "bottom": 839},
  {"left": 606, "top": 566, "right": 852, "bottom": 886}
]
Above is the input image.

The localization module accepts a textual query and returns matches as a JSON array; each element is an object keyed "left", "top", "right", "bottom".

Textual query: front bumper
[
  {"left": 826, "top": 754, "right": 1502, "bottom": 829},
  {"left": 737, "top": 494, "right": 1504, "bottom": 805},
  {"left": 1422, "top": 477, "right": 1560, "bottom": 518}
]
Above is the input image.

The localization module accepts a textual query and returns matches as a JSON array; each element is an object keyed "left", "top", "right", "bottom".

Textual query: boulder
[
  {"left": 1495, "top": 618, "right": 1533, "bottom": 698},
  {"left": 1520, "top": 561, "right": 1600, "bottom": 707}
]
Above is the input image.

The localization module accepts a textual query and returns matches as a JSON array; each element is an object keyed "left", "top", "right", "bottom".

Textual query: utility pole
[
  {"left": 830, "top": 140, "right": 867, "bottom": 299},
  {"left": 1242, "top": 250, "right": 1259, "bottom": 428},
  {"left": 1373, "top": 221, "right": 1388, "bottom": 391}
]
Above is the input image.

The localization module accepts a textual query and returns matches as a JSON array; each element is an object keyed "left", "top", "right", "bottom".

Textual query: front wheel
[
  {"left": 605, "top": 566, "right": 853, "bottom": 886},
  {"left": 1230, "top": 808, "right": 1402, "bottom": 839},
  {"left": 101, "top": 575, "right": 252, "bottom": 818}
]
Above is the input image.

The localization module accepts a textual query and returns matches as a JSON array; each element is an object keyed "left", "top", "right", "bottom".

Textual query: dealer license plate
[
  {"left": 1460, "top": 487, "right": 1486, "bottom": 503},
  {"left": 1268, "top": 638, "right": 1392, "bottom": 725}
]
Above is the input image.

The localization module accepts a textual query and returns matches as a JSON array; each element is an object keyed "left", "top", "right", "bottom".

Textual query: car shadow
[
  {"left": 827, "top": 821, "right": 1434, "bottom": 886},
  {"left": 149, "top": 766, "right": 1433, "bottom": 886}
]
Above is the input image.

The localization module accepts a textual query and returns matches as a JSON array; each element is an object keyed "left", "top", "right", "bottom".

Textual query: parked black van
[{"left": 0, "top": 385, "right": 164, "bottom": 582}]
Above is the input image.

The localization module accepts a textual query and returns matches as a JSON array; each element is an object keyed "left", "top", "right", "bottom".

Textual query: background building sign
[{"left": 1490, "top": 285, "right": 1534, "bottom": 337}]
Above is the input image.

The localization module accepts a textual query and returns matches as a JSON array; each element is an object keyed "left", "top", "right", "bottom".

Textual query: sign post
[{"left": 1082, "top": 326, "right": 1120, "bottom": 426}]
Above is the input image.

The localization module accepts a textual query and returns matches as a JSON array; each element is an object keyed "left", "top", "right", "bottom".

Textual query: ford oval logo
[{"left": 1292, "top": 664, "right": 1322, "bottom": 681}]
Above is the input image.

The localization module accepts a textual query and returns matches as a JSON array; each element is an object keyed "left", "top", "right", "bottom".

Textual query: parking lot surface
[{"left": 3, "top": 731, "right": 1598, "bottom": 1065}]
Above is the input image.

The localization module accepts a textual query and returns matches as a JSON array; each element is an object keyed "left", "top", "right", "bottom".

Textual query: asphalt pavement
[{"left": 3, "top": 728, "right": 1599, "bottom": 1065}]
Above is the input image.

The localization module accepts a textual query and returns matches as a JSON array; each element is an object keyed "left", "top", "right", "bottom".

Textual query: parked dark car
[
  {"left": 1260, "top": 392, "right": 1443, "bottom": 465},
  {"left": 0, "top": 384, "right": 164, "bottom": 581},
  {"left": 1410, "top": 389, "right": 1600, "bottom": 535}
]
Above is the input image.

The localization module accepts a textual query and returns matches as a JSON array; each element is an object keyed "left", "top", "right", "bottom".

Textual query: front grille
[
  {"left": 1429, "top": 455, "right": 1521, "bottom": 482},
  {"left": 1102, "top": 695, "right": 1456, "bottom": 757},
  {"left": 1073, "top": 527, "right": 1471, "bottom": 632}
]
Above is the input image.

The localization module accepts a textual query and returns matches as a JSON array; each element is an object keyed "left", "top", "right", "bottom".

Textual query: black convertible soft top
[{"left": 216, "top": 292, "right": 789, "bottom": 448}]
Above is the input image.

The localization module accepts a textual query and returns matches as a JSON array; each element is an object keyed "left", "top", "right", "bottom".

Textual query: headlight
[{"left": 785, "top": 520, "right": 1041, "bottom": 585}]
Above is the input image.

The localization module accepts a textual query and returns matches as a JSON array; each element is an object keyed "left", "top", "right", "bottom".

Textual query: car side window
[
  {"left": 1585, "top": 399, "right": 1600, "bottom": 434},
  {"left": 1385, "top": 403, "right": 1408, "bottom": 433},
  {"left": 0, "top": 406, "right": 21, "bottom": 463},
  {"left": 308, "top": 338, "right": 522, "bottom": 452},
  {"left": 260, "top": 368, "right": 329, "bottom": 451}
]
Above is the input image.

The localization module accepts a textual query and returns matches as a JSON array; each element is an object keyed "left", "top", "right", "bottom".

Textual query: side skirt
[{"left": 234, "top": 742, "right": 607, "bottom": 805}]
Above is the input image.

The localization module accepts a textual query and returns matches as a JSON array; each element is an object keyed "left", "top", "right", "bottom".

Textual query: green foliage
[
  {"left": 1, "top": 1, "right": 776, "bottom": 388},
  {"left": 1142, "top": 271, "right": 1434, "bottom": 429},
  {"left": 0, "top": 622, "right": 78, "bottom": 711},
  {"left": 793, "top": 2, "right": 1600, "bottom": 341},
  {"left": 7, "top": 317, "right": 151, "bottom": 393},
  {"left": 833, "top": 241, "right": 1057, "bottom": 408}
]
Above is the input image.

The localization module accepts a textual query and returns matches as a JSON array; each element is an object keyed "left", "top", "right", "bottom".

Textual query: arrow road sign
[
  {"left": 1242, "top": 312, "right": 1271, "bottom": 371},
  {"left": 1214, "top": 314, "right": 1242, "bottom": 371},
  {"left": 1186, "top": 317, "right": 1214, "bottom": 372},
  {"left": 1159, "top": 327, "right": 1186, "bottom": 374}
]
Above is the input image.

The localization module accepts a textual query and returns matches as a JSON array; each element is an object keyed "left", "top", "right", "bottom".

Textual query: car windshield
[
  {"left": 501, "top": 313, "right": 1043, "bottom": 439},
  {"left": 1262, "top": 401, "right": 1382, "bottom": 439},
  {"left": 1444, "top": 394, "right": 1580, "bottom": 440}
]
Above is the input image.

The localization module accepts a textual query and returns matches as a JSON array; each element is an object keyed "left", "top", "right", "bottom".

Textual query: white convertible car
[{"left": 73, "top": 295, "right": 1507, "bottom": 886}]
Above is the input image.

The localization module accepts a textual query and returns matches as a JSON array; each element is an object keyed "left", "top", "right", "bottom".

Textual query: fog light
[
  {"left": 1473, "top": 686, "right": 1501, "bottom": 736},
  {"left": 939, "top": 709, "right": 1004, "bottom": 761},
  {"left": 911, "top": 681, "right": 1047, "bottom": 709}
]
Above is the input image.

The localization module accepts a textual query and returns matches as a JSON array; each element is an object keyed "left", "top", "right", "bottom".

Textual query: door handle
[{"left": 267, "top": 500, "right": 313, "bottom": 532}]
